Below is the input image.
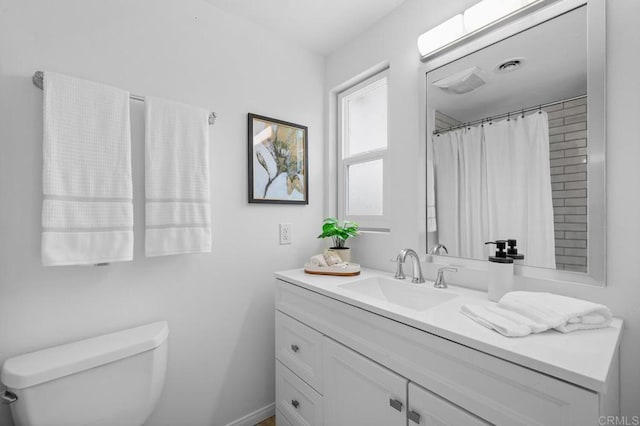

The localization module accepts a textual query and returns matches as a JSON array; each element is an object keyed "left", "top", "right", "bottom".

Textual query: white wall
[
  {"left": 0, "top": 1, "right": 324, "bottom": 425},
  {"left": 326, "top": 0, "right": 640, "bottom": 418}
]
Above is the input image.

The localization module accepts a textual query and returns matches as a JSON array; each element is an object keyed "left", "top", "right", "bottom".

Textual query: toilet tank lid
[{"left": 1, "top": 321, "right": 169, "bottom": 390}]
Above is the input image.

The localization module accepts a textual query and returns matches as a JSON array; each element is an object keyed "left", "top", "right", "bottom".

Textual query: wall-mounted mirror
[{"left": 424, "top": 0, "right": 605, "bottom": 285}]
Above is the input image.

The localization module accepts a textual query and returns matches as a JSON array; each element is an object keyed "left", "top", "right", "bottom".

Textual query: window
[{"left": 337, "top": 70, "right": 389, "bottom": 230}]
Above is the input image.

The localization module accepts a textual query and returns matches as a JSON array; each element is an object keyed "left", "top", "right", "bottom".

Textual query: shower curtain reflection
[{"left": 431, "top": 111, "right": 556, "bottom": 269}]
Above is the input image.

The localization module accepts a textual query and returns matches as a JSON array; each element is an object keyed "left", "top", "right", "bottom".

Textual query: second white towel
[{"left": 145, "top": 97, "right": 211, "bottom": 256}]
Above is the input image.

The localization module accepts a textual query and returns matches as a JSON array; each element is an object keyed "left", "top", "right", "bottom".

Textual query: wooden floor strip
[{"left": 255, "top": 415, "right": 275, "bottom": 426}]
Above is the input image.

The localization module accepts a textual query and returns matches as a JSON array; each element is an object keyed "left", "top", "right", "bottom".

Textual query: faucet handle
[{"left": 434, "top": 267, "right": 458, "bottom": 289}]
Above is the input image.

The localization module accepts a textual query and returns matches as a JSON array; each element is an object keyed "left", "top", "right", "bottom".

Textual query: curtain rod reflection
[{"left": 433, "top": 94, "right": 586, "bottom": 136}]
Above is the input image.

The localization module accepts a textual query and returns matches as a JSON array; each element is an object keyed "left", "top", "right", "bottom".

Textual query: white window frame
[{"left": 337, "top": 69, "right": 390, "bottom": 231}]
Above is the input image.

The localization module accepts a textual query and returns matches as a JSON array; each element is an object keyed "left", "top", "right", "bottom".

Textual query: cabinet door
[
  {"left": 323, "top": 337, "right": 407, "bottom": 426},
  {"left": 408, "top": 382, "right": 490, "bottom": 426}
]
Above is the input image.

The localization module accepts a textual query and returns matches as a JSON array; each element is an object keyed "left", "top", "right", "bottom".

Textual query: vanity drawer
[
  {"left": 276, "top": 360, "right": 323, "bottom": 426},
  {"left": 276, "top": 310, "right": 323, "bottom": 392},
  {"left": 276, "top": 408, "right": 294, "bottom": 426}
]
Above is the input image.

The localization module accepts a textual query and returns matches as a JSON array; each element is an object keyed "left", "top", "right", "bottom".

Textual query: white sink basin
[{"left": 339, "top": 277, "right": 457, "bottom": 312}]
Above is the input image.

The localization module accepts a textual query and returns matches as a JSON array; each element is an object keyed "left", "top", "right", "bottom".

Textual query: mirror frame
[{"left": 418, "top": 0, "right": 606, "bottom": 286}]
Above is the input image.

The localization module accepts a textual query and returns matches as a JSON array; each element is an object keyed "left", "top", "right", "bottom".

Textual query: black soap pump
[
  {"left": 485, "top": 240, "right": 514, "bottom": 302},
  {"left": 485, "top": 240, "right": 512, "bottom": 263},
  {"left": 506, "top": 239, "right": 525, "bottom": 263}
]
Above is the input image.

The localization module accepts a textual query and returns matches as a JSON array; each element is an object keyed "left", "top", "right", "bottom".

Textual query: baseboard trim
[{"left": 224, "top": 402, "right": 275, "bottom": 426}]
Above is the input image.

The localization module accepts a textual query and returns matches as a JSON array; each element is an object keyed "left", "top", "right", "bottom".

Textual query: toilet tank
[{"left": 1, "top": 321, "right": 169, "bottom": 426}]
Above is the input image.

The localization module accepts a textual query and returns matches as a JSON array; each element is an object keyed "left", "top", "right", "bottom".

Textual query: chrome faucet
[
  {"left": 394, "top": 249, "right": 425, "bottom": 284},
  {"left": 428, "top": 244, "right": 448, "bottom": 255},
  {"left": 434, "top": 267, "right": 457, "bottom": 289}
]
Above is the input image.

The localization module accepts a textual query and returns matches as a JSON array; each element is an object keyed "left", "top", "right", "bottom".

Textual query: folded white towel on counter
[
  {"left": 461, "top": 291, "right": 613, "bottom": 337},
  {"left": 461, "top": 305, "right": 536, "bottom": 337},
  {"left": 41, "top": 71, "right": 133, "bottom": 266},
  {"left": 145, "top": 96, "right": 211, "bottom": 256},
  {"left": 499, "top": 291, "right": 613, "bottom": 333}
]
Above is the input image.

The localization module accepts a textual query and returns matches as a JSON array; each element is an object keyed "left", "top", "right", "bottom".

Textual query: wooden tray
[{"left": 304, "top": 263, "right": 361, "bottom": 276}]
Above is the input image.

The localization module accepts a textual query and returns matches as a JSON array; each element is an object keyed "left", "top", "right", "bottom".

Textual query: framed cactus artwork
[{"left": 248, "top": 113, "right": 308, "bottom": 204}]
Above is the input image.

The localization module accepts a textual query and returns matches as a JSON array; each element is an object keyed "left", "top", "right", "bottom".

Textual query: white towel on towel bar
[
  {"left": 41, "top": 71, "right": 133, "bottom": 266},
  {"left": 461, "top": 291, "right": 613, "bottom": 337},
  {"left": 145, "top": 96, "right": 211, "bottom": 256}
]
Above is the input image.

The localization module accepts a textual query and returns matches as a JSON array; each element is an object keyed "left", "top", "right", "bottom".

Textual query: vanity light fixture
[
  {"left": 417, "top": 0, "right": 553, "bottom": 59},
  {"left": 417, "top": 14, "right": 465, "bottom": 59}
]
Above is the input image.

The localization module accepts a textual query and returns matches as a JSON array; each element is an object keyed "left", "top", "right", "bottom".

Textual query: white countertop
[{"left": 275, "top": 267, "right": 623, "bottom": 393}]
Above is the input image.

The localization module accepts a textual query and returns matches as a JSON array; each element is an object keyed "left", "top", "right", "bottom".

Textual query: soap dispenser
[{"left": 485, "top": 240, "right": 514, "bottom": 302}]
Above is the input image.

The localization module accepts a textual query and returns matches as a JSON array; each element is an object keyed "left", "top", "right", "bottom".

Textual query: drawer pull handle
[
  {"left": 291, "top": 344, "right": 300, "bottom": 353},
  {"left": 1, "top": 391, "right": 17, "bottom": 405},
  {"left": 408, "top": 410, "right": 421, "bottom": 423},
  {"left": 389, "top": 398, "right": 403, "bottom": 412},
  {"left": 291, "top": 399, "right": 300, "bottom": 409}
]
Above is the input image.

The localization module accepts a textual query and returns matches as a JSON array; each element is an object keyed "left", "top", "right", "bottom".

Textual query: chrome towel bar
[{"left": 32, "top": 71, "right": 217, "bottom": 125}]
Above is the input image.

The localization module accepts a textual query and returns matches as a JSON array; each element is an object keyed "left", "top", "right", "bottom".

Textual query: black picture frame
[{"left": 248, "top": 113, "right": 309, "bottom": 204}]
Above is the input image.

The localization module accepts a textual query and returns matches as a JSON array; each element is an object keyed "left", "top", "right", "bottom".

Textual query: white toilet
[{"left": 1, "top": 321, "right": 169, "bottom": 426}]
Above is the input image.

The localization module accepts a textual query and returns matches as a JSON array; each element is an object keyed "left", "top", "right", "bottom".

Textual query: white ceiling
[
  {"left": 203, "top": 0, "right": 407, "bottom": 55},
  {"left": 428, "top": 5, "right": 587, "bottom": 123}
]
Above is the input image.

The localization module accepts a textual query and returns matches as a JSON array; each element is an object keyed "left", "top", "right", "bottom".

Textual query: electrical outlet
[{"left": 279, "top": 223, "right": 292, "bottom": 245}]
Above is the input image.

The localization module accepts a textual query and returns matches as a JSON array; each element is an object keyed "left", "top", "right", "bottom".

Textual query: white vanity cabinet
[
  {"left": 275, "top": 290, "right": 489, "bottom": 426},
  {"left": 275, "top": 273, "right": 620, "bottom": 426}
]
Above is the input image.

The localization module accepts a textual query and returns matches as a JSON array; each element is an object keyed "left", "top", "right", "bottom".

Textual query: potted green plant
[{"left": 317, "top": 218, "right": 359, "bottom": 263}]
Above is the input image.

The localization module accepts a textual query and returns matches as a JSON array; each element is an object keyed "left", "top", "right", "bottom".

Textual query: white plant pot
[{"left": 328, "top": 247, "right": 351, "bottom": 263}]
